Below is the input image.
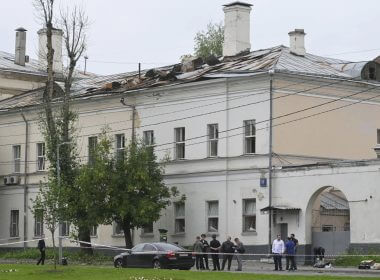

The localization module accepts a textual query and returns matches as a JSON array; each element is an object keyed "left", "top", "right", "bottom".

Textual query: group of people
[
  {"left": 272, "top": 233, "right": 298, "bottom": 271},
  {"left": 193, "top": 234, "right": 245, "bottom": 271}
]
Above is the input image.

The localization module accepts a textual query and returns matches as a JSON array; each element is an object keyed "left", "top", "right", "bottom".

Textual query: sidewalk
[{"left": 196, "top": 260, "right": 380, "bottom": 278}]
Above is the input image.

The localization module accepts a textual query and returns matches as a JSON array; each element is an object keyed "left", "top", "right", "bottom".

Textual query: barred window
[
  {"left": 34, "top": 210, "right": 44, "bottom": 237},
  {"left": 10, "top": 210, "right": 19, "bottom": 237}
]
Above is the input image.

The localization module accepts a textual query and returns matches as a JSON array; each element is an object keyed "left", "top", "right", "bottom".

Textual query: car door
[
  {"left": 127, "top": 243, "right": 145, "bottom": 267},
  {"left": 141, "top": 244, "right": 157, "bottom": 267}
]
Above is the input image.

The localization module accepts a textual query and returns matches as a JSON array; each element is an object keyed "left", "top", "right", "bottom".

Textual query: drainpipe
[
  {"left": 268, "top": 70, "right": 274, "bottom": 254},
  {"left": 21, "top": 112, "right": 29, "bottom": 249}
]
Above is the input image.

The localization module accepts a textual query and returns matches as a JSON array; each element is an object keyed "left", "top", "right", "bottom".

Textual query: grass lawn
[{"left": 0, "top": 265, "right": 379, "bottom": 280}]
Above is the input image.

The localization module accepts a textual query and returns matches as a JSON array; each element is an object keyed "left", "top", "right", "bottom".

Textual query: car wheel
[
  {"left": 153, "top": 260, "right": 161, "bottom": 269},
  {"left": 114, "top": 258, "right": 123, "bottom": 268}
]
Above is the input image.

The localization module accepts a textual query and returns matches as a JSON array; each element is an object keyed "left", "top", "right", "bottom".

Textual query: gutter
[{"left": 20, "top": 112, "right": 29, "bottom": 249}]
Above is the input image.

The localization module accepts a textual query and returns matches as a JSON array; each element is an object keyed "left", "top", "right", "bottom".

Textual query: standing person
[
  {"left": 193, "top": 236, "right": 204, "bottom": 270},
  {"left": 36, "top": 238, "right": 46, "bottom": 265},
  {"left": 221, "top": 236, "right": 234, "bottom": 271},
  {"left": 234, "top": 238, "right": 245, "bottom": 271},
  {"left": 200, "top": 234, "right": 210, "bottom": 270},
  {"left": 285, "top": 237, "right": 296, "bottom": 271},
  {"left": 272, "top": 234, "right": 285, "bottom": 271},
  {"left": 210, "top": 234, "right": 221, "bottom": 271},
  {"left": 290, "top": 233, "right": 298, "bottom": 270}
]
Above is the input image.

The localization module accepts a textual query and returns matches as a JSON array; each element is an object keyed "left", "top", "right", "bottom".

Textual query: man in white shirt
[{"left": 272, "top": 234, "right": 285, "bottom": 271}]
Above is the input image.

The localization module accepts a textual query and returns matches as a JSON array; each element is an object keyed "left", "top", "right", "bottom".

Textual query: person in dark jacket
[
  {"left": 200, "top": 234, "right": 210, "bottom": 270},
  {"left": 234, "top": 238, "right": 245, "bottom": 271},
  {"left": 193, "top": 236, "right": 204, "bottom": 270},
  {"left": 290, "top": 233, "right": 298, "bottom": 270},
  {"left": 285, "top": 237, "right": 296, "bottom": 271},
  {"left": 210, "top": 234, "right": 221, "bottom": 271},
  {"left": 37, "top": 238, "right": 46, "bottom": 265},
  {"left": 221, "top": 236, "right": 234, "bottom": 271}
]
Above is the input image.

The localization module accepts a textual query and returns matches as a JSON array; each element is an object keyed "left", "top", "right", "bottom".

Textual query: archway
[{"left": 305, "top": 186, "right": 350, "bottom": 258}]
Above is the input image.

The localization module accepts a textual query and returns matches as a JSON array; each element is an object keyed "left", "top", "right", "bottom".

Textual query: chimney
[
  {"left": 37, "top": 28, "right": 63, "bottom": 73},
  {"left": 222, "top": 2, "right": 252, "bottom": 57},
  {"left": 288, "top": 29, "right": 306, "bottom": 56},
  {"left": 14, "top": 27, "right": 27, "bottom": 66}
]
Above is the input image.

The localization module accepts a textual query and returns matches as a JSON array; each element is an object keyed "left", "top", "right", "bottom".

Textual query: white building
[{"left": 1, "top": 1, "right": 380, "bottom": 260}]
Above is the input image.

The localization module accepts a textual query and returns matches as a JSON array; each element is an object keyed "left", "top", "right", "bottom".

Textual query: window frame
[
  {"left": 34, "top": 210, "right": 44, "bottom": 237},
  {"left": 143, "top": 130, "right": 154, "bottom": 146},
  {"left": 13, "top": 145, "right": 21, "bottom": 173},
  {"left": 10, "top": 210, "right": 19, "bottom": 238},
  {"left": 90, "top": 225, "right": 98, "bottom": 237},
  {"left": 174, "top": 202, "right": 185, "bottom": 234},
  {"left": 115, "top": 134, "right": 125, "bottom": 160},
  {"left": 206, "top": 200, "right": 219, "bottom": 233},
  {"left": 88, "top": 136, "right": 98, "bottom": 165},
  {"left": 243, "top": 120, "right": 256, "bottom": 154},
  {"left": 242, "top": 198, "right": 256, "bottom": 232},
  {"left": 208, "top": 124, "right": 219, "bottom": 157},
  {"left": 36, "top": 142, "right": 46, "bottom": 171},
  {"left": 174, "top": 127, "right": 185, "bottom": 160},
  {"left": 60, "top": 221, "right": 70, "bottom": 237},
  {"left": 142, "top": 222, "right": 154, "bottom": 235}
]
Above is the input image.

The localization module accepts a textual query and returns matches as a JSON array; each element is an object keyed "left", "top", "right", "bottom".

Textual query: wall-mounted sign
[{"left": 260, "top": 178, "right": 267, "bottom": 187}]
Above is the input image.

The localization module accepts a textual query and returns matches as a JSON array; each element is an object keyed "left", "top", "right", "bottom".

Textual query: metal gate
[{"left": 312, "top": 229, "right": 350, "bottom": 256}]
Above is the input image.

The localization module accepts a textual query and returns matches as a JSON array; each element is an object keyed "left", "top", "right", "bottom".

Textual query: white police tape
[
  {"left": 0, "top": 237, "right": 48, "bottom": 247},
  {"left": 58, "top": 237, "right": 380, "bottom": 258}
]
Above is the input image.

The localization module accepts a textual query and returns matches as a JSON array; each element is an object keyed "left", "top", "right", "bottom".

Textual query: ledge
[{"left": 241, "top": 231, "right": 258, "bottom": 236}]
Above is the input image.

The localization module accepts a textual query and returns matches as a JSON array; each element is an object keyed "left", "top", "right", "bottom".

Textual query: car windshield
[{"left": 154, "top": 243, "right": 186, "bottom": 252}]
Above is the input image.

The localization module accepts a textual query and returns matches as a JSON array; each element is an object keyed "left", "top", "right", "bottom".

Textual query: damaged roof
[
  {"left": 0, "top": 50, "right": 45, "bottom": 76},
  {"left": 0, "top": 45, "right": 378, "bottom": 111}
]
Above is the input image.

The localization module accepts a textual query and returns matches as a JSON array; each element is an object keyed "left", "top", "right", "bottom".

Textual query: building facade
[{"left": 1, "top": 2, "right": 380, "bottom": 259}]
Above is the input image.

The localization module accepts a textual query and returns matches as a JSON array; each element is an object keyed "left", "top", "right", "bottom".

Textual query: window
[
  {"left": 244, "top": 120, "right": 256, "bottom": 154},
  {"left": 377, "top": 129, "right": 380, "bottom": 145},
  {"left": 115, "top": 134, "right": 125, "bottom": 160},
  {"left": 142, "top": 222, "right": 153, "bottom": 234},
  {"left": 208, "top": 124, "right": 218, "bottom": 157},
  {"left": 174, "top": 127, "right": 185, "bottom": 159},
  {"left": 90, "top": 225, "right": 98, "bottom": 237},
  {"left": 114, "top": 222, "right": 123, "bottom": 235},
  {"left": 37, "top": 143, "right": 45, "bottom": 171},
  {"left": 10, "top": 210, "right": 19, "bottom": 237},
  {"left": 174, "top": 202, "right": 185, "bottom": 233},
  {"left": 242, "top": 199, "right": 256, "bottom": 232},
  {"left": 61, "top": 221, "right": 70, "bottom": 236},
  {"left": 143, "top": 244, "right": 156, "bottom": 252},
  {"left": 13, "top": 145, "right": 21, "bottom": 173},
  {"left": 34, "top": 210, "right": 44, "bottom": 237},
  {"left": 207, "top": 201, "right": 219, "bottom": 232},
  {"left": 88, "top": 136, "right": 97, "bottom": 165},
  {"left": 143, "top": 130, "right": 154, "bottom": 146}
]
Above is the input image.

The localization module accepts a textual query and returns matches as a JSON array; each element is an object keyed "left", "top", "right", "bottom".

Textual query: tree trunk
[
  {"left": 78, "top": 226, "right": 93, "bottom": 255},
  {"left": 122, "top": 221, "right": 133, "bottom": 249},
  {"left": 51, "top": 230, "right": 57, "bottom": 270}
]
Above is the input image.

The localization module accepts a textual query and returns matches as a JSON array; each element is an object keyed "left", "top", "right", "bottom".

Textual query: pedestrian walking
[
  {"left": 272, "top": 234, "right": 285, "bottom": 271},
  {"left": 210, "top": 234, "right": 221, "bottom": 271},
  {"left": 285, "top": 237, "right": 296, "bottom": 271},
  {"left": 234, "top": 238, "right": 245, "bottom": 271},
  {"left": 36, "top": 238, "right": 46, "bottom": 265},
  {"left": 200, "top": 234, "right": 210, "bottom": 270},
  {"left": 221, "top": 236, "right": 234, "bottom": 271},
  {"left": 193, "top": 236, "right": 204, "bottom": 270},
  {"left": 290, "top": 233, "right": 298, "bottom": 270}
]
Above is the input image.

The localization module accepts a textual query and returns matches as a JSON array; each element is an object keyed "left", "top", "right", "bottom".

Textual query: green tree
[
  {"left": 194, "top": 22, "right": 224, "bottom": 60},
  {"left": 109, "top": 141, "right": 182, "bottom": 249}
]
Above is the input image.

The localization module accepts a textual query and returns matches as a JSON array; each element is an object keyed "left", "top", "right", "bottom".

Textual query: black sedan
[{"left": 114, "top": 242, "right": 195, "bottom": 269}]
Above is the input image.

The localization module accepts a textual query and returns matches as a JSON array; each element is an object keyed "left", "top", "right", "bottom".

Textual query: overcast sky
[{"left": 1, "top": 0, "right": 379, "bottom": 75}]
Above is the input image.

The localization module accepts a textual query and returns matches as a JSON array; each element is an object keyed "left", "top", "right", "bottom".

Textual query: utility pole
[
  {"left": 120, "top": 97, "right": 136, "bottom": 144},
  {"left": 57, "top": 141, "right": 71, "bottom": 265},
  {"left": 268, "top": 70, "right": 274, "bottom": 255}
]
